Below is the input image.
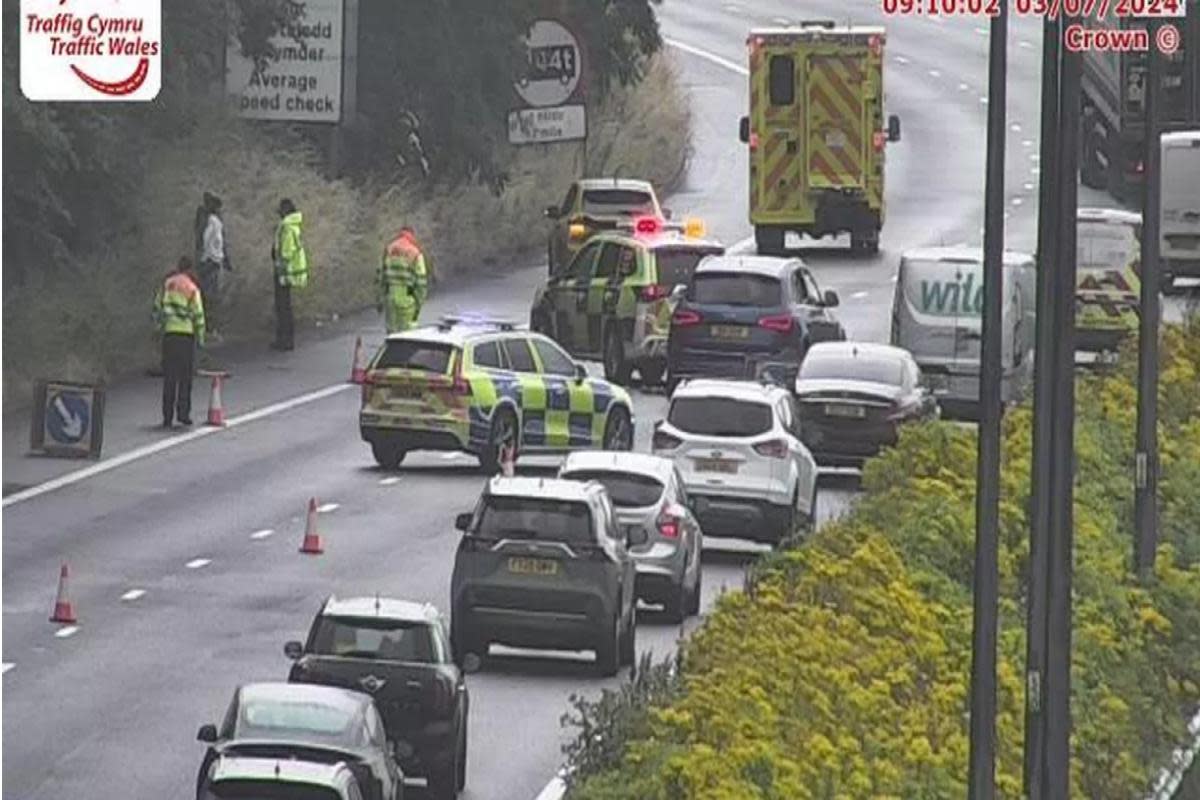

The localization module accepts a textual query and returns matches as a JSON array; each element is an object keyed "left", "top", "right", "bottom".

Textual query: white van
[
  {"left": 890, "top": 246, "right": 1036, "bottom": 416},
  {"left": 1161, "top": 130, "right": 1200, "bottom": 293}
]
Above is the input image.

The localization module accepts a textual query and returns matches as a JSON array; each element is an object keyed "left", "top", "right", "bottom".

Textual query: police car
[
  {"left": 359, "top": 317, "right": 635, "bottom": 471},
  {"left": 530, "top": 217, "right": 725, "bottom": 386}
]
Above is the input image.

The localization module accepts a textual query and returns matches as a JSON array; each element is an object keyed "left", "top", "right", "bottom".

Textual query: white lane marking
[
  {"left": 55, "top": 626, "right": 79, "bottom": 639},
  {"left": 1022, "top": 139, "right": 1034, "bottom": 148},
  {"left": 1031, "top": 166, "right": 1041, "bottom": 174},
  {"left": 1012, "top": 197, "right": 1024, "bottom": 206},
  {"left": 980, "top": 96, "right": 989, "bottom": 104},
  {"left": 1023, "top": 182, "right": 1035, "bottom": 191},
  {"left": 929, "top": 68, "right": 942, "bottom": 78},
  {"left": 378, "top": 477, "right": 401, "bottom": 486},
  {"left": 890, "top": 275, "right": 899, "bottom": 283},
  {"left": 927, "top": 14, "right": 945, "bottom": 23},
  {"left": 185, "top": 558, "right": 211, "bottom": 570},
  {"left": 664, "top": 37, "right": 748, "bottom": 76},
  {"left": 250, "top": 528, "right": 275, "bottom": 540},
  {"left": 1019, "top": 40, "right": 1033, "bottom": 49},
  {"left": 851, "top": 290, "right": 869, "bottom": 300},
  {"left": 959, "top": 82, "right": 970, "bottom": 91},
  {"left": 975, "top": 26, "right": 988, "bottom": 36},
  {"left": 894, "top": 55, "right": 910, "bottom": 65},
  {"left": 2, "top": 663, "right": 14, "bottom": 674},
  {"left": 534, "top": 773, "right": 568, "bottom": 800},
  {"left": 1011, "top": 123, "right": 1022, "bottom": 132},
  {"left": 2, "top": 383, "right": 356, "bottom": 508},
  {"left": 1030, "top": 153, "right": 1040, "bottom": 161},
  {"left": 120, "top": 589, "right": 146, "bottom": 602},
  {"left": 316, "top": 503, "right": 340, "bottom": 513}
]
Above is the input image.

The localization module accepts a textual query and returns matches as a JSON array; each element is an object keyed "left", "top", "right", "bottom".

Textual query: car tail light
[
  {"left": 653, "top": 429, "right": 683, "bottom": 450},
  {"left": 635, "top": 216, "right": 661, "bottom": 235},
  {"left": 757, "top": 314, "right": 794, "bottom": 334},
  {"left": 749, "top": 132, "right": 759, "bottom": 152},
  {"left": 868, "top": 35, "right": 882, "bottom": 56},
  {"left": 656, "top": 507, "right": 681, "bottom": 539},
  {"left": 451, "top": 355, "right": 470, "bottom": 395},
  {"left": 873, "top": 131, "right": 885, "bottom": 151},
  {"left": 672, "top": 309, "right": 702, "bottom": 327},
  {"left": 639, "top": 284, "right": 670, "bottom": 302},
  {"left": 753, "top": 439, "right": 789, "bottom": 459}
]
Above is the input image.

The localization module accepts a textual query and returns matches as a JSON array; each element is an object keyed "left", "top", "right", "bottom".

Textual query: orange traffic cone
[
  {"left": 299, "top": 498, "right": 324, "bottom": 554},
  {"left": 499, "top": 443, "right": 516, "bottom": 477},
  {"left": 50, "top": 563, "right": 77, "bottom": 624},
  {"left": 350, "top": 337, "right": 367, "bottom": 384},
  {"left": 206, "top": 374, "right": 227, "bottom": 427}
]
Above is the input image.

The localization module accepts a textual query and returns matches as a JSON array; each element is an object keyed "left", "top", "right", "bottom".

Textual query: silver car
[{"left": 559, "top": 452, "right": 703, "bottom": 622}]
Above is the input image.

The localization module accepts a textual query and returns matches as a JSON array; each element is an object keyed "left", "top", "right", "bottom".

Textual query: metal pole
[
  {"left": 968, "top": 4, "right": 1008, "bottom": 798},
  {"left": 1043, "top": 15, "right": 1081, "bottom": 798},
  {"left": 1023, "top": 14, "right": 1061, "bottom": 799},
  {"left": 1134, "top": 18, "right": 1163, "bottom": 576},
  {"left": 1188, "top": 3, "right": 1200, "bottom": 123}
]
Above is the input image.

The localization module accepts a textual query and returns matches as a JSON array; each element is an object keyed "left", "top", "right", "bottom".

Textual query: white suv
[{"left": 651, "top": 379, "right": 818, "bottom": 545}]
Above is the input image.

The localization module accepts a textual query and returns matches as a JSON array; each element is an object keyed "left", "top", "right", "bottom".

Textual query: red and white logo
[{"left": 20, "top": 0, "right": 161, "bottom": 102}]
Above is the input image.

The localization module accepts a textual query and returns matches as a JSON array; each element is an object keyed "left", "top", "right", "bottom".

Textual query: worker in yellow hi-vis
[{"left": 378, "top": 227, "right": 428, "bottom": 334}]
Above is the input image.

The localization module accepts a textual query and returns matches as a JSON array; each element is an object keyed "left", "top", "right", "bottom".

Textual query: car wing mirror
[
  {"left": 823, "top": 289, "right": 840, "bottom": 307},
  {"left": 739, "top": 115, "right": 750, "bottom": 143},
  {"left": 544, "top": 205, "right": 560, "bottom": 219},
  {"left": 574, "top": 363, "right": 588, "bottom": 383},
  {"left": 197, "top": 724, "right": 219, "bottom": 743},
  {"left": 670, "top": 284, "right": 687, "bottom": 302},
  {"left": 454, "top": 512, "right": 473, "bottom": 532},
  {"left": 888, "top": 114, "right": 901, "bottom": 142},
  {"left": 461, "top": 653, "right": 482, "bottom": 675},
  {"left": 284, "top": 640, "right": 304, "bottom": 660}
]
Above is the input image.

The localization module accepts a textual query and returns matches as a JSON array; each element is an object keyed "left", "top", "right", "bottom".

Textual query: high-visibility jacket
[
  {"left": 378, "top": 233, "right": 428, "bottom": 306},
  {"left": 154, "top": 272, "right": 206, "bottom": 345},
  {"left": 275, "top": 211, "right": 309, "bottom": 288}
]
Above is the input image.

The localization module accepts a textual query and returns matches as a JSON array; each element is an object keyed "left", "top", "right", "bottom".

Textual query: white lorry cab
[
  {"left": 1160, "top": 130, "right": 1200, "bottom": 293},
  {"left": 890, "top": 246, "right": 1036, "bottom": 417}
]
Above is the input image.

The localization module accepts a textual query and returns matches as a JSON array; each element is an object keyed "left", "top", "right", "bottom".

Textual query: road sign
[
  {"left": 31, "top": 381, "right": 105, "bottom": 459},
  {"left": 514, "top": 19, "right": 583, "bottom": 108},
  {"left": 508, "top": 104, "right": 587, "bottom": 145}
]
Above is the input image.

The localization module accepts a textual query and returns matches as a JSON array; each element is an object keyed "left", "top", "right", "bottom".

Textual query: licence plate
[
  {"left": 507, "top": 557, "right": 559, "bottom": 576},
  {"left": 709, "top": 325, "right": 749, "bottom": 340},
  {"left": 695, "top": 458, "right": 738, "bottom": 474},
  {"left": 390, "top": 385, "right": 424, "bottom": 400},
  {"left": 825, "top": 403, "right": 866, "bottom": 419}
]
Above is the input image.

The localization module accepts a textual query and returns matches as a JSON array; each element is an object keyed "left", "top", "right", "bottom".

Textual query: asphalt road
[{"left": 3, "top": 2, "right": 1190, "bottom": 799}]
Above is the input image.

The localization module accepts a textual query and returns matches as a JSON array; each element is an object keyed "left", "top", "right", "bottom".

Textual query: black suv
[
  {"left": 667, "top": 255, "right": 845, "bottom": 391},
  {"left": 285, "top": 596, "right": 469, "bottom": 800}
]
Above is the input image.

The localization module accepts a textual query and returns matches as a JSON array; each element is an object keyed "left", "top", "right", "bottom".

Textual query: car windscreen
[
  {"left": 581, "top": 189, "right": 655, "bottom": 216},
  {"left": 309, "top": 617, "right": 436, "bottom": 663},
  {"left": 1078, "top": 221, "right": 1138, "bottom": 273},
  {"left": 668, "top": 397, "right": 773, "bottom": 437},
  {"left": 236, "top": 699, "right": 356, "bottom": 743},
  {"left": 374, "top": 340, "right": 455, "bottom": 372},
  {"left": 476, "top": 497, "right": 593, "bottom": 543},
  {"left": 206, "top": 782, "right": 342, "bottom": 800},
  {"left": 690, "top": 273, "right": 782, "bottom": 306},
  {"left": 654, "top": 248, "right": 722, "bottom": 288},
  {"left": 560, "top": 470, "right": 664, "bottom": 508},
  {"left": 799, "top": 355, "right": 903, "bottom": 386}
]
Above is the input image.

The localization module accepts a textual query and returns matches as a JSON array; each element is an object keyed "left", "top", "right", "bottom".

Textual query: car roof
[
  {"left": 694, "top": 255, "right": 801, "bottom": 277},
  {"left": 322, "top": 596, "right": 441, "bottom": 624},
  {"left": 672, "top": 378, "right": 785, "bottom": 402},
  {"left": 577, "top": 178, "right": 655, "bottom": 193},
  {"left": 804, "top": 341, "right": 911, "bottom": 362},
  {"left": 485, "top": 476, "right": 605, "bottom": 504},
  {"left": 239, "top": 682, "right": 369, "bottom": 713},
  {"left": 1162, "top": 130, "right": 1200, "bottom": 146},
  {"left": 900, "top": 245, "right": 1035, "bottom": 267},
  {"left": 561, "top": 451, "right": 675, "bottom": 482},
  {"left": 1078, "top": 206, "right": 1141, "bottom": 226},
  {"left": 750, "top": 24, "right": 886, "bottom": 37},
  {"left": 586, "top": 230, "right": 725, "bottom": 252},
  {"left": 210, "top": 755, "right": 352, "bottom": 788},
  {"left": 384, "top": 320, "right": 527, "bottom": 347}
]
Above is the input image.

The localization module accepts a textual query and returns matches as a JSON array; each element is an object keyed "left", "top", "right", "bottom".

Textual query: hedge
[{"left": 562, "top": 319, "right": 1200, "bottom": 799}]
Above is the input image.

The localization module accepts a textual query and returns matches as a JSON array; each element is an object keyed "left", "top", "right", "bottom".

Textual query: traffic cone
[
  {"left": 206, "top": 374, "right": 227, "bottom": 427},
  {"left": 499, "top": 443, "right": 516, "bottom": 477},
  {"left": 350, "top": 337, "right": 367, "bottom": 384},
  {"left": 299, "top": 498, "right": 324, "bottom": 555},
  {"left": 50, "top": 563, "right": 77, "bottom": 624}
]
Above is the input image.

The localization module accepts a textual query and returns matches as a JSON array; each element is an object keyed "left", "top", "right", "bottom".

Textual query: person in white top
[{"left": 196, "top": 193, "right": 232, "bottom": 339}]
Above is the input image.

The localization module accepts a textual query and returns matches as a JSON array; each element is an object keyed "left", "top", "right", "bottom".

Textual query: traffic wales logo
[{"left": 21, "top": 0, "right": 161, "bottom": 101}]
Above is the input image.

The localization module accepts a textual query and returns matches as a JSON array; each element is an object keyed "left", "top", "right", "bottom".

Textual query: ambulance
[
  {"left": 739, "top": 22, "right": 901, "bottom": 256},
  {"left": 1075, "top": 207, "right": 1144, "bottom": 356}
]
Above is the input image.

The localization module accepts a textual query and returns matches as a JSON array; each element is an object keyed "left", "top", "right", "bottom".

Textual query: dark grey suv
[{"left": 449, "top": 476, "right": 639, "bottom": 676}]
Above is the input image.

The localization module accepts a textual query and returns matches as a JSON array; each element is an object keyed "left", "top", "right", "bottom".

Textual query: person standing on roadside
[
  {"left": 154, "top": 257, "right": 206, "bottom": 428},
  {"left": 271, "top": 198, "right": 308, "bottom": 351},
  {"left": 198, "top": 193, "right": 233, "bottom": 341},
  {"left": 378, "top": 226, "right": 428, "bottom": 333}
]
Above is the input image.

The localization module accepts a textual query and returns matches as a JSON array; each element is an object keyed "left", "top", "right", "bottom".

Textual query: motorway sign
[
  {"left": 508, "top": 104, "right": 587, "bottom": 145},
  {"left": 514, "top": 19, "right": 583, "bottom": 108},
  {"left": 30, "top": 380, "right": 105, "bottom": 459}
]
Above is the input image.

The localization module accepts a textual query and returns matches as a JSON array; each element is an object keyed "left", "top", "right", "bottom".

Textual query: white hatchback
[{"left": 651, "top": 379, "right": 818, "bottom": 546}]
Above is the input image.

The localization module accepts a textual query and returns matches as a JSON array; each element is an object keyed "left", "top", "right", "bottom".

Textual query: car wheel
[
  {"left": 639, "top": 361, "right": 665, "bottom": 387},
  {"left": 602, "top": 407, "right": 634, "bottom": 451},
  {"left": 450, "top": 618, "right": 482, "bottom": 669},
  {"left": 603, "top": 328, "right": 632, "bottom": 384},
  {"left": 619, "top": 605, "right": 637, "bottom": 667},
  {"left": 371, "top": 441, "right": 407, "bottom": 470},
  {"left": 478, "top": 410, "right": 518, "bottom": 474},
  {"left": 596, "top": 616, "right": 620, "bottom": 677},
  {"left": 687, "top": 560, "right": 702, "bottom": 616}
]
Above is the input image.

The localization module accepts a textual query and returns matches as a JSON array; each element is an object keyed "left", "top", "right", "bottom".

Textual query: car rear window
[
  {"left": 654, "top": 248, "right": 721, "bottom": 288},
  {"left": 799, "top": 356, "right": 904, "bottom": 386},
  {"left": 374, "top": 340, "right": 455, "bottom": 372},
  {"left": 582, "top": 189, "right": 655, "bottom": 216},
  {"left": 476, "top": 497, "right": 594, "bottom": 544},
  {"left": 668, "top": 397, "right": 773, "bottom": 436},
  {"left": 560, "top": 470, "right": 664, "bottom": 508},
  {"left": 206, "top": 782, "right": 342, "bottom": 800},
  {"left": 237, "top": 700, "right": 355, "bottom": 740},
  {"left": 310, "top": 617, "right": 436, "bottom": 663},
  {"left": 1078, "top": 221, "right": 1138, "bottom": 273},
  {"left": 690, "top": 273, "right": 782, "bottom": 306}
]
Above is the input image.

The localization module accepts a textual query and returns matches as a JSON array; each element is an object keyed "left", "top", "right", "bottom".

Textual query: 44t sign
[{"left": 514, "top": 20, "right": 583, "bottom": 108}]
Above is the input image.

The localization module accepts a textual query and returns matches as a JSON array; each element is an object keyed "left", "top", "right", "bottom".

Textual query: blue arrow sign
[{"left": 46, "top": 390, "right": 90, "bottom": 445}]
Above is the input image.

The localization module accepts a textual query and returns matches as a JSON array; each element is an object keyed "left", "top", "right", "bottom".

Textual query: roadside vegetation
[
  {"left": 1, "top": 0, "right": 690, "bottom": 407},
  {"left": 562, "top": 319, "right": 1200, "bottom": 800}
]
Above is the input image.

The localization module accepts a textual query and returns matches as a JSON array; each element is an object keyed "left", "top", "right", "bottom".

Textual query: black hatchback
[{"left": 666, "top": 256, "right": 845, "bottom": 390}]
